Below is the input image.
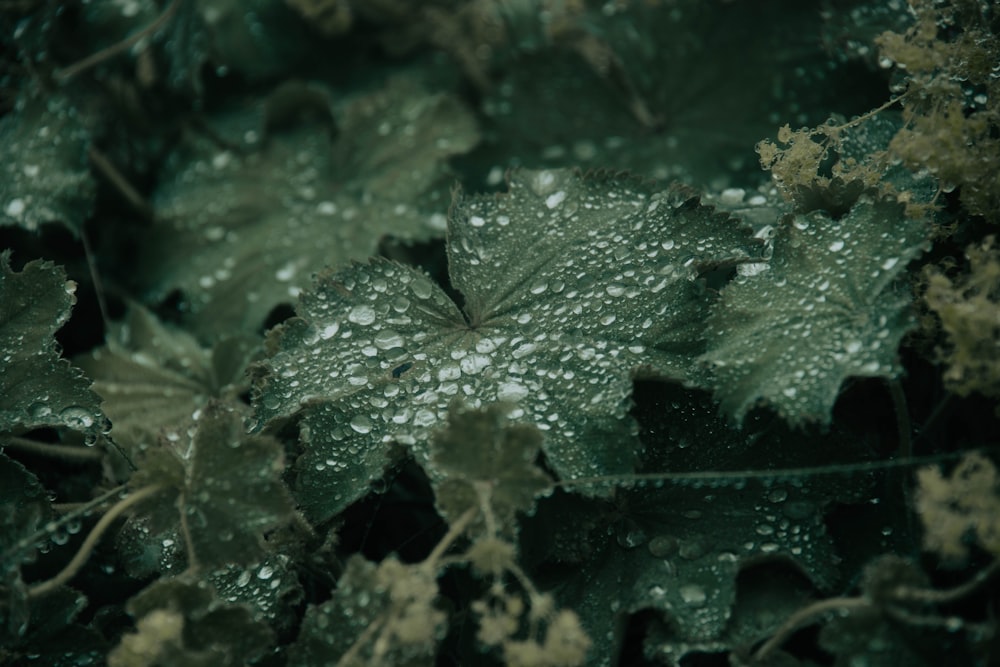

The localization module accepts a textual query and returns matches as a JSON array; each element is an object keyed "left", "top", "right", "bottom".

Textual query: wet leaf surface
[
  {"left": 0, "top": 253, "right": 104, "bottom": 439},
  {"left": 701, "top": 194, "right": 929, "bottom": 425},
  {"left": 141, "top": 78, "right": 479, "bottom": 339},
  {"left": 521, "top": 383, "right": 876, "bottom": 667},
  {"left": 128, "top": 400, "right": 295, "bottom": 569},
  {"left": 76, "top": 306, "right": 260, "bottom": 461},
  {"left": 0, "top": 94, "right": 94, "bottom": 235},
  {"left": 251, "top": 168, "right": 758, "bottom": 523}
]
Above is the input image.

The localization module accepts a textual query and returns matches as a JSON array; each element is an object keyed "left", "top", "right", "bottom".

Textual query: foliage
[
  {"left": 250, "top": 167, "right": 757, "bottom": 523},
  {"left": 924, "top": 236, "right": 1000, "bottom": 405},
  {"left": 701, "top": 192, "right": 928, "bottom": 425},
  {"left": 0, "top": 252, "right": 104, "bottom": 438},
  {"left": 0, "top": 93, "right": 95, "bottom": 235},
  {"left": 1, "top": 1, "right": 998, "bottom": 666}
]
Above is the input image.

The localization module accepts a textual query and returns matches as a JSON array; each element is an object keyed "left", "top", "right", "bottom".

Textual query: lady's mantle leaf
[
  {"left": 0, "top": 94, "right": 94, "bottom": 234},
  {"left": 701, "top": 195, "right": 929, "bottom": 425},
  {"left": 252, "top": 168, "right": 757, "bottom": 523},
  {"left": 430, "top": 403, "right": 552, "bottom": 537},
  {"left": 0, "top": 253, "right": 103, "bottom": 438},
  {"left": 524, "top": 384, "right": 867, "bottom": 667},
  {"left": 129, "top": 400, "right": 294, "bottom": 569},
  {"left": 76, "top": 306, "right": 260, "bottom": 460},
  {"left": 143, "top": 78, "right": 479, "bottom": 339}
]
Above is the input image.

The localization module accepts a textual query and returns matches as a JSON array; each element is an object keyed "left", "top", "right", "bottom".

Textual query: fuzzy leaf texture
[
  {"left": 430, "top": 403, "right": 552, "bottom": 538},
  {"left": 109, "top": 578, "right": 274, "bottom": 667},
  {"left": 701, "top": 193, "right": 929, "bottom": 425},
  {"left": 128, "top": 400, "right": 295, "bottom": 569},
  {"left": 0, "top": 252, "right": 104, "bottom": 438},
  {"left": 251, "top": 168, "right": 758, "bottom": 523},
  {"left": 288, "top": 555, "right": 445, "bottom": 667}
]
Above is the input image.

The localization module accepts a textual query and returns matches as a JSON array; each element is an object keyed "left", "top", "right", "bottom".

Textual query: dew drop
[
  {"left": 59, "top": 406, "right": 95, "bottom": 431},
  {"left": 374, "top": 330, "right": 403, "bottom": 350},
  {"left": 349, "top": 414, "right": 373, "bottom": 434},
  {"left": 411, "top": 279, "right": 433, "bottom": 299},
  {"left": 679, "top": 584, "right": 707, "bottom": 606},
  {"left": 348, "top": 305, "right": 376, "bottom": 325},
  {"left": 545, "top": 191, "right": 567, "bottom": 209},
  {"left": 320, "top": 323, "right": 340, "bottom": 339}
]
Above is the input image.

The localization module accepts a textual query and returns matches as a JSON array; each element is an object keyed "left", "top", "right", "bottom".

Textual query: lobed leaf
[
  {"left": 0, "top": 253, "right": 104, "bottom": 438},
  {"left": 524, "top": 385, "right": 870, "bottom": 667},
  {"left": 430, "top": 403, "right": 552, "bottom": 538},
  {"left": 701, "top": 194, "right": 929, "bottom": 425},
  {"left": 129, "top": 400, "right": 295, "bottom": 569},
  {"left": 142, "top": 78, "right": 479, "bottom": 339},
  {"left": 251, "top": 168, "right": 758, "bottom": 523},
  {"left": 76, "top": 306, "right": 260, "bottom": 460}
]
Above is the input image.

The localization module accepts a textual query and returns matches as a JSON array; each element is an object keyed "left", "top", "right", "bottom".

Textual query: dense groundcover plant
[{"left": 2, "top": 1, "right": 999, "bottom": 665}]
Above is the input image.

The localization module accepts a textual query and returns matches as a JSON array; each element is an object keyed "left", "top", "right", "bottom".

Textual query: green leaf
[
  {"left": 521, "top": 384, "right": 867, "bottom": 667},
  {"left": 288, "top": 554, "right": 445, "bottom": 667},
  {"left": 0, "top": 253, "right": 104, "bottom": 438},
  {"left": 129, "top": 400, "right": 295, "bottom": 569},
  {"left": 701, "top": 194, "right": 929, "bottom": 425},
  {"left": 430, "top": 402, "right": 551, "bottom": 537},
  {"left": 208, "top": 554, "right": 303, "bottom": 635},
  {"left": 471, "top": 3, "right": 852, "bottom": 186},
  {"left": 0, "top": 94, "right": 94, "bottom": 234},
  {"left": 251, "top": 168, "right": 758, "bottom": 523},
  {"left": 109, "top": 578, "right": 274, "bottom": 667},
  {"left": 0, "top": 453, "right": 54, "bottom": 642},
  {"left": 141, "top": 77, "right": 479, "bottom": 338},
  {"left": 76, "top": 306, "right": 260, "bottom": 460},
  {"left": 11, "top": 587, "right": 107, "bottom": 666}
]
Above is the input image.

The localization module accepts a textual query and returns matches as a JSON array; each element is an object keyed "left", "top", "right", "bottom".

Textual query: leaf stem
[
  {"left": 2, "top": 436, "right": 103, "bottom": 463},
  {"left": 27, "top": 484, "right": 164, "bottom": 598},
  {"left": 2, "top": 484, "right": 126, "bottom": 564},
  {"left": 751, "top": 596, "right": 871, "bottom": 663},
  {"left": 54, "top": 0, "right": 183, "bottom": 82},
  {"left": 424, "top": 506, "right": 477, "bottom": 571}
]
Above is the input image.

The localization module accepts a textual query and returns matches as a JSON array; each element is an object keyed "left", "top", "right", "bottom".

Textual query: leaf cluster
[{"left": 1, "top": 1, "right": 998, "bottom": 666}]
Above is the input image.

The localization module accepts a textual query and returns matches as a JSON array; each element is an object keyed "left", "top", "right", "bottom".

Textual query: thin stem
[
  {"left": 752, "top": 596, "right": 871, "bottom": 663},
  {"left": 2, "top": 436, "right": 103, "bottom": 463},
  {"left": 178, "top": 492, "right": 199, "bottom": 575},
  {"left": 54, "top": 0, "right": 183, "bottom": 82},
  {"left": 3, "top": 485, "right": 126, "bottom": 563},
  {"left": 885, "top": 379, "right": 912, "bottom": 459},
  {"left": 88, "top": 147, "right": 153, "bottom": 219},
  {"left": 27, "top": 485, "right": 163, "bottom": 598},
  {"left": 423, "top": 507, "right": 477, "bottom": 571},
  {"left": 335, "top": 616, "right": 384, "bottom": 667},
  {"left": 557, "top": 448, "right": 984, "bottom": 491},
  {"left": 893, "top": 559, "right": 1000, "bottom": 605}
]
